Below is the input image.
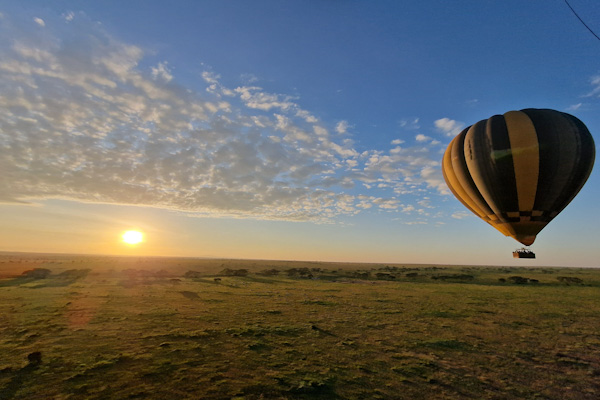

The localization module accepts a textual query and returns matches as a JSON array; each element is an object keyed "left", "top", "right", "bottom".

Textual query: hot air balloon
[{"left": 442, "top": 109, "right": 595, "bottom": 258}]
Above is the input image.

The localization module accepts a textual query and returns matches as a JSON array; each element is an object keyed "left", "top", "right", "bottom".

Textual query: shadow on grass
[
  {"left": 0, "top": 363, "right": 40, "bottom": 399},
  {"left": 419, "top": 310, "right": 467, "bottom": 319},
  {"left": 0, "top": 269, "right": 90, "bottom": 289},
  {"left": 417, "top": 339, "right": 472, "bottom": 351},
  {"left": 273, "top": 373, "right": 341, "bottom": 399},
  {"left": 30, "top": 278, "right": 81, "bottom": 288},
  {"left": 188, "top": 278, "right": 219, "bottom": 285},
  {"left": 179, "top": 291, "right": 200, "bottom": 299},
  {"left": 0, "top": 277, "right": 37, "bottom": 287},
  {"left": 239, "top": 276, "right": 288, "bottom": 284}
]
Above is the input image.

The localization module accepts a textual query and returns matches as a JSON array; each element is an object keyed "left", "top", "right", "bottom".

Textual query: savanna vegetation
[{"left": 1, "top": 252, "right": 599, "bottom": 399}]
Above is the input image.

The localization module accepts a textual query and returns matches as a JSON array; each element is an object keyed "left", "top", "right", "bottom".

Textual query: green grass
[{"left": 1, "top": 253, "right": 600, "bottom": 399}]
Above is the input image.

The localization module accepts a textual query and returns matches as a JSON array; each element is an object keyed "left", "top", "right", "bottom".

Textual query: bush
[
  {"left": 508, "top": 276, "right": 529, "bottom": 284},
  {"left": 352, "top": 271, "right": 370, "bottom": 279},
  {"left": 220, "top": 268, "right": 249, "bottom": 277},
  {"left": 286, "top": 268, "right": 311, "bottom": 277},
  {"left": 258, "top": 269, "right": 280, "bottom": 276}
]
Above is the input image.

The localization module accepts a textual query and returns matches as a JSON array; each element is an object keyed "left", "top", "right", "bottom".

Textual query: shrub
[
  {"left": 508, "top": 276, "right": 529, "bottom": 284},
  {"left": 352, "top": 271, "right": 370, "bottom": 279},
  {"left": 220, "top": 268, "right": 249, "bottom": 277},
  {"left": 184, "top": 270, "right": 203, "bottom": 279},
  {"left": 286, "top": 268, "right": 311, "bottom": 277},
  {"left": 557, "top": 276, "right": 583, "bottom": 285},
  {"left": 258, "top": 268, "right": 280, "bottom": 276}
]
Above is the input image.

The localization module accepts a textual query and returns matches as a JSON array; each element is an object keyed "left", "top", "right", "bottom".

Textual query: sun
[{"left": 122, "top": 230, "right": 144, "bottom": 245}]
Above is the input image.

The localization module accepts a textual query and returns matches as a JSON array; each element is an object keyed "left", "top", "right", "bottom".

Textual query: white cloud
[
  {"left": 324, "top": 140, "right": 358, "bottom": 158},
  {"left": 151, "top": 62, "right": 173, "bottom": 82},
  {"left": 585, "top": 75, "right": 600, "bottom": 97},
  {"left": 335, "top": 120, "right": 350, "bottom": 134},
  {"left": 34, "top": 17, "right": 45, "bottom": 27},
  {"left": 451, "top": 211, "right": 472, "bottom": 219},
  {"left": 399, "top": 118, "right": 420, "bottom": 130},
  {"left": 434, "top": 118, "right": 465, "bottom": 137},
  {"left": 372, "top": 198, "right": 399, "bottom": 210},
  {"left": 313, "top": 126, "right": 328, "bottom": 136},
  {"left": 415, "top": 134, "right": 430, "bottom": 142},
  {"left": 202, "top": 71, "right": 219, "bottom": 85},
  {"left": 235, "top": 86, "right": 296, "bottom": 111},
  {"left": 203, "top": 71, "right": 235, "bottom": 97},
  {"left": 0, "top": 12, "right": 373, "bottom": 222},
  {"left": 566, "top": 103, "right": 582, "bottom": 111},
  {"left": 240, "top": 73, "right": 258, "bottom": 84},
  {"left": 418, "top": 198, "right": 432, "bottom": 208},
  {"left": 402, "top": 205, "right": 415, "bottom": 213},
  {"left": 354, "top": 144, "right": 448, "bottom": 201},
  {"left": 296, "top": 109, "right": 318, "bottom": 123},
  {"left": 0, "top": 11, "right": 449, "bottom": 224},
  {"left": 420, "top": 165, "right": 449, "bottom": 195}
]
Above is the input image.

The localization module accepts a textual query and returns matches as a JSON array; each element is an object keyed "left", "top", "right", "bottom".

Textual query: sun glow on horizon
[{"left": 122, "top": 230, "right": 144, "bottom": 245}]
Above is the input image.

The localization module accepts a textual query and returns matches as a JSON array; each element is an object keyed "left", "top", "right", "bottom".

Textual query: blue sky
[{"left": 0, "top": 1, "right": 599, "bottom": 266}]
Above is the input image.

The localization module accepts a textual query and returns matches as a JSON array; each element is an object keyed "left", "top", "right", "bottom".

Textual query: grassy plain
[{"left": 1, "top": 252, "right": 600, "bottom": 399}]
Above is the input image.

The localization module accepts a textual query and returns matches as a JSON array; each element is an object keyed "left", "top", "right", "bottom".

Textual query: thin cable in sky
[{"left": 564, "top": 0, "right": 600, "bottom": 42}]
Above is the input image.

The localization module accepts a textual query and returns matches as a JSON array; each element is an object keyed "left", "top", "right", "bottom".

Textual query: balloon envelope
[{"left": 442, "top": 109, "right": 595, "bottom": 246}]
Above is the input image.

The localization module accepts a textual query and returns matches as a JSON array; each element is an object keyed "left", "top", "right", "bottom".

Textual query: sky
[{"left": 0, "top": 0, "right": 599, "bottom": 267}]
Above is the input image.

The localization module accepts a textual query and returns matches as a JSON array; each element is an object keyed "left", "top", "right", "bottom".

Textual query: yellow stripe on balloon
[
  {"left": 442, "top": 137, "right": 487, "bottom": 219},
  {"left": 504, "top": 111, "right": 540, "bottom": 212}
]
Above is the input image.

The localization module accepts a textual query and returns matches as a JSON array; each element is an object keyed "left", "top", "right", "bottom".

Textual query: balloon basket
[{"left": 513, "top": 248, "right": 535, "bottom": 259}]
